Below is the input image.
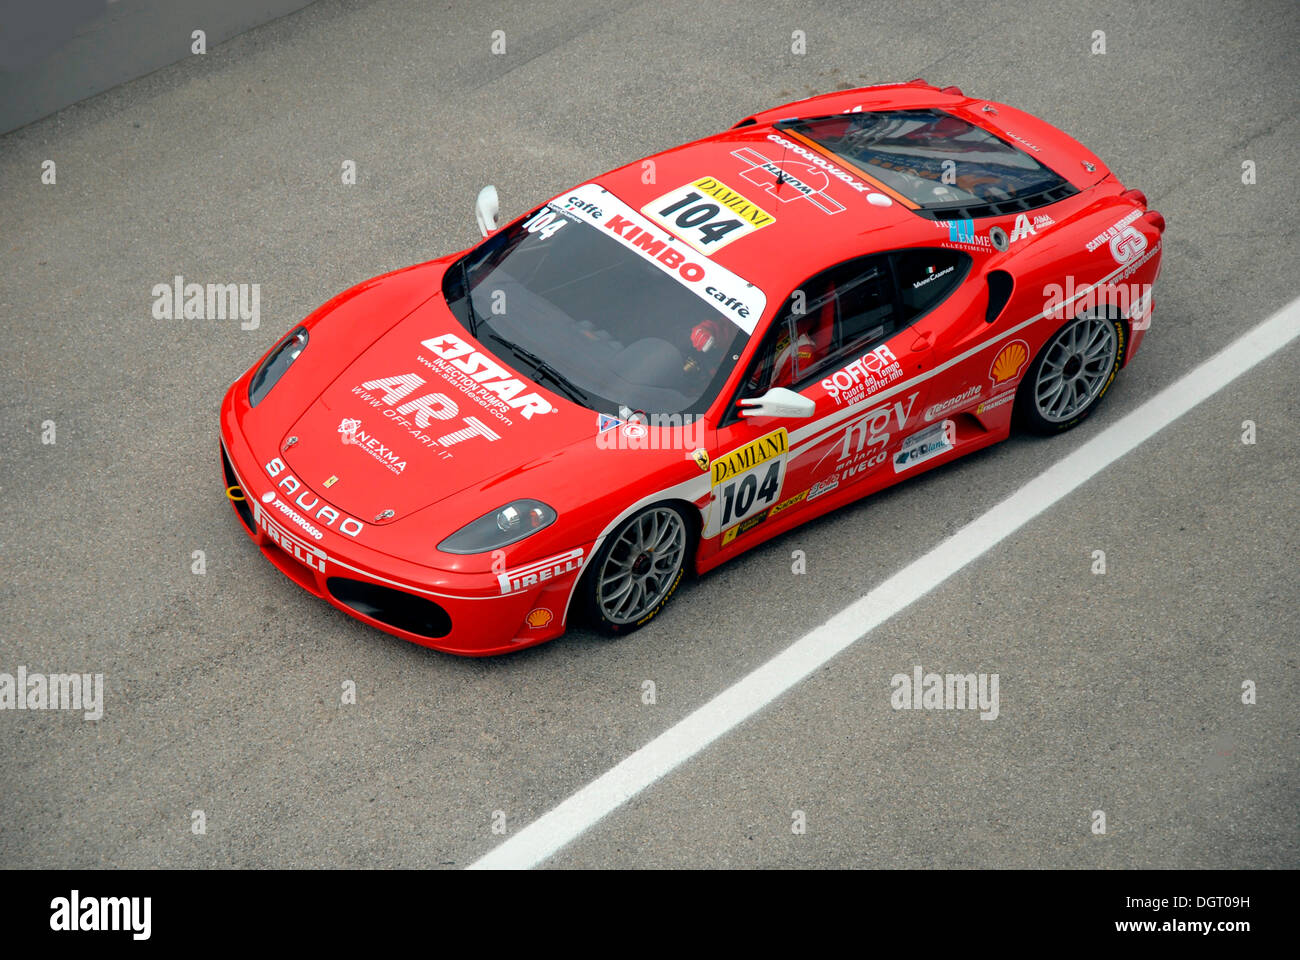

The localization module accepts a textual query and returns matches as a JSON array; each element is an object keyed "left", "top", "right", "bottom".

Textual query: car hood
[{"left": 278, "top": 294, "right": 594, "bottom": 524}]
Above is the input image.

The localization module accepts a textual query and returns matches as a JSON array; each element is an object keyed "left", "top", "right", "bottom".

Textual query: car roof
[
  {"left": 588, "top": 83, "right": 1105, "bottom": 307},
  {"left": 592, "top": 123, "right": 925, "bottom": 301}
]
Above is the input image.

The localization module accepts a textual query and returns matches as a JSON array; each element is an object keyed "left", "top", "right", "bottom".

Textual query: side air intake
[{"left": 986, "top": 270, "right": 1013, "bottom": 324}]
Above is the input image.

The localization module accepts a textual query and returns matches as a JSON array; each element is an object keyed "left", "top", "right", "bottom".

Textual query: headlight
[
  {"left": 438, "top": 499, "right": 557, "bottom": 554},
  {"left": 248, "top": 326, "right": 308, "bottom": 407}
]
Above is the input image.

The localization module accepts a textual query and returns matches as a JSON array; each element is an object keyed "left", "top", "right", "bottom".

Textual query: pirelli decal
[{"left": 498, "top": 548, "right": 584, "bottom": 596}]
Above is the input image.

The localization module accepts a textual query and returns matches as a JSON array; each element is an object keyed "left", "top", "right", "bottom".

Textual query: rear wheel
[
  {"left": 583, "top": 504, "right": 689, "bottom": 636},
  {"left": 1017, "top": 313, "right": 1125, "bottom": 434}
]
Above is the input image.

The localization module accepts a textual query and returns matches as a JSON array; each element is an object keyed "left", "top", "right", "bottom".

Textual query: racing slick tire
[
  {"left": 582, "top": 503, "right": 691, "bottom": 636},
  {"left": 1016, "top": 312, "right": 1126, "bottom": 435}
]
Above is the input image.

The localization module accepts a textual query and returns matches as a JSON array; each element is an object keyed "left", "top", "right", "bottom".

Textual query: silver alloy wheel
[
  {"left": 1033, "top": 316, "right": 1118, "bottom": 423},
  {"left": 596, "top": 507, "right": 687, "bottom": 625}
]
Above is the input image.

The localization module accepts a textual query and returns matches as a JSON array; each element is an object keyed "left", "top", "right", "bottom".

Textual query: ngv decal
[{"left": 838, "top": 391, "right": 919, "bottom": 461}]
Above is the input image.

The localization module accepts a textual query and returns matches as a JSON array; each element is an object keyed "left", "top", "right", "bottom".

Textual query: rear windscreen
[{"left": 780, "top": 110, "right": 1071, "bottom": 211}]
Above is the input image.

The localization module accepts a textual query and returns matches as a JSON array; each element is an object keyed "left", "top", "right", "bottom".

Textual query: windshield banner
[{"left": 550, "top": 182, "right": 766, "bottom": 334}]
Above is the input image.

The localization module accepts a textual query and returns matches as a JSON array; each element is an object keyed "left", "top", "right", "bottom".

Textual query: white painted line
[{"left": 469, "top": 296, "right": 1300, "bottom": 870}]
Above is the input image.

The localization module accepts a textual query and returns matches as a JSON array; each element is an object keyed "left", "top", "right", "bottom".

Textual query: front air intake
[{"left": 326, "top": 578, "right": 453, "bottom": 638}]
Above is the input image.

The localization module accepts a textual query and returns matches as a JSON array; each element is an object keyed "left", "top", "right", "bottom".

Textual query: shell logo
[
  {"left": 525, "top": 608, "right": 553, "bottom": 629},
  {"left": 988, "top": 340, "right": 1029, "bottom": 386}
]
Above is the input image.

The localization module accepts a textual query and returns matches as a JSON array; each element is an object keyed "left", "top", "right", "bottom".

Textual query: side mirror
[
  {"left": 738, "top": 386, "right": 815, "bottom": 420},
  {"left": 475, "top": 185, "right": 500, "bottom": 237}
]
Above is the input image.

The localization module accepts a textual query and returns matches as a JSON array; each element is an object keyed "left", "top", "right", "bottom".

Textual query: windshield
[
  {"left": 442, "top": 185, "right": 764, "bottom": 416},
  {"left": 781, "top": 110, "right": 1070, "bottom": 209}
]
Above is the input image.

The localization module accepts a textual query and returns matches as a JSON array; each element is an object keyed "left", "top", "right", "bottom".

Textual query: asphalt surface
[{"left": 1, "top": 0, "right": 1296, "bottom": 869}]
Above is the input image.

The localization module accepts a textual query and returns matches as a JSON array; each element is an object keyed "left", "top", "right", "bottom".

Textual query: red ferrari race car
[{"left": 220, "top": 79, "right": 1164, "bottom": 655}]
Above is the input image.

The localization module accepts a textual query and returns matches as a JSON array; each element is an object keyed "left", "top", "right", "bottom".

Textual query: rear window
[{"left": 779, "top": 110, "right": 1074, "bottom": 215}]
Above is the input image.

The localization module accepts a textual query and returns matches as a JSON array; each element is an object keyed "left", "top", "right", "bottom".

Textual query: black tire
[
  {"left": 581, "top": 503, "right": 691, "bottom": 636},
  {"left": 1016, "top": 312, "right": 1126, "bottom": 435}
]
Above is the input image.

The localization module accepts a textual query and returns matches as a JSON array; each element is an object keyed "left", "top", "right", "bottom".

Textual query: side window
[
  {"left": 743, "top": 314, "right": 796, "bottom": 395},
  {"left": 892, "top": 248, "right": 971, "bottom": 322},
  {"left": 728, "top": 249, "right": 965, "bottom": 420},
  {"left": 791, "top": 254, "right": 899, "bottom": 384},
  {"left": 775, "top": 278, "right": 838, "bottom": 389},
  {"left": 829, "top": 258, "right": 896, "bottom": 358},
  {"left": 744, "top": 275, "right": 838, "bottom": 395}
]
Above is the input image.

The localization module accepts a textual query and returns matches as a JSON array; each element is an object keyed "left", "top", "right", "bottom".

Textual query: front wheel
[
  {"left": 582, "top": 504, "right": 690, "bottom": 636},
  {"left": 1016, "top": 313, "right": 1125, "bottom": 435}
]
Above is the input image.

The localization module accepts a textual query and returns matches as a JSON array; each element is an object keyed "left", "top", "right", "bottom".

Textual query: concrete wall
[{"left": 0, "top": 0, "right": 317, "bottom": 134}]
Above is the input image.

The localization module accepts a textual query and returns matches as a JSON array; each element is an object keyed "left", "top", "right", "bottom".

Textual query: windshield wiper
[
  {"left": 485, "top": 333, "right": 589, "bottom": 407},
  {"left": 460, "top": 258, "right": 479, "bottom": 337}
]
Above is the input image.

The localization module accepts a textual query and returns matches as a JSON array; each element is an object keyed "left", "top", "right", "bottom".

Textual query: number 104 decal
[
  {"left": 705, "top": 428, "right": 789, "bottom": 537},
  {"left": 643, "top": 176, "right": 776, "bottom": 254}
]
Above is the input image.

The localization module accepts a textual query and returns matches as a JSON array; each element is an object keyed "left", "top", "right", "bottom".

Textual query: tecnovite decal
[
  {"left": 555, "top": 183, "right": 766, "bottom": 333},
  {"left": 924, "top": 385, "right": 981, "bottom": 421}
]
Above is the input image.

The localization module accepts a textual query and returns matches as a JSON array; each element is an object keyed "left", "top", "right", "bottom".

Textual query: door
[{"left": 706, "top": 252, "right": 937, "bottom": 548}]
